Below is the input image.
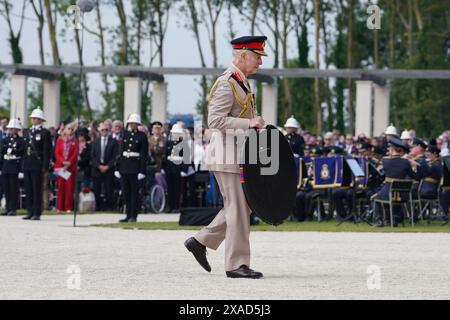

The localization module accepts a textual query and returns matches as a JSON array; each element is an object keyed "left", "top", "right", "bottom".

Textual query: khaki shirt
[
  {"left": 205, "top": 65, "right": 256, "bottom": 174},
  {"left": 149, "top": 134, "right": 167, "bottom": 170}
]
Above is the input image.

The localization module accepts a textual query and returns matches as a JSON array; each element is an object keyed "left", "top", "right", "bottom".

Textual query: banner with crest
[{"left": 313, "top": 157, "right": 342, "bottom": 188}]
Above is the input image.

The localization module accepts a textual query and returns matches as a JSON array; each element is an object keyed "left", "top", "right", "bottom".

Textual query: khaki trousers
[{"left": 195, "top": 171, "right": 252, "bottom": 271}]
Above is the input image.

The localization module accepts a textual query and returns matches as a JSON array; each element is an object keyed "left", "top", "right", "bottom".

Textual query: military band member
[
  {"left": 332, "top": 142, "right": 371, "bottom": 221},
  {"left": 409, "top": 138, "right": 430, "bottom": 199},
  {"left": 420, "top": 145, "right": 442, "bottom": 200},
  {"left": 0, "top": 119, "right": 25, "bottom": 216},
  {"left": 374, "top": 138, "right": 419, "bottom": 227},
  {"left": 115, "top": 114, "right": 148, "bottom": 223},
  {"left": 295, "top": 145, "right": 324, "bottom": 221},
  {"left": 22, "top": 108, "right": 51, "bottom": 220},
  {"left": 185, "top": 35, "right": 267, "bottom": 279}
]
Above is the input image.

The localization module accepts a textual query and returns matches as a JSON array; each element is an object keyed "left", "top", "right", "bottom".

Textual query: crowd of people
[
  {"left": 0, "top": 109, "right": 211, "bottom": 222},
  {"left": 0, "top": 109, "right": 449, "bottom": 226},
  {"left": 282, "top": 116, "right": 450, "bottom": 227}
]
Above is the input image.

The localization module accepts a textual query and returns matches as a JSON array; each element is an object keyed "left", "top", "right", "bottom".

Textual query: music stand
[{"left": 337, "top": 158, "right": 368, "bottom": 226}]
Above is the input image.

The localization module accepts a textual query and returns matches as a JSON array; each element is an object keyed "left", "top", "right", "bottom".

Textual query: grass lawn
[{"left": 92, "top": 219, "right": 450, "bottom": 233}]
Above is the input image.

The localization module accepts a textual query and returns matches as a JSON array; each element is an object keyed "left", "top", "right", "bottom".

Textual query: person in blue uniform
[
  {"left": 115, "top": 114, "right": 148, "bottom": 223},
  {"left": 441, "top": 154, "right": 450, "bottom": 216},
  {"left": 420, "top": 145, "right": 442, "bottom": 200},
  {"left": 295, "top": 145, "right": 325, "bottom": 221},
  {"left": 332, "top": 142, "right": 373, "bottom": 221},
  {"left": 409, "top": 138, "right": 430, "bottom": 199},
  {"left": 0, "top": 119, "right": 25, "bottom": 216},
  {"left": 22, "top": 108, "right": 52, "bottom": 220},
  {"left": 374, "top": 137, "right": 419, "bottom": 227}
]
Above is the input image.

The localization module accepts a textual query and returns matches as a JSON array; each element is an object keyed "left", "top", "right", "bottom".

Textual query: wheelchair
[{"left": 142, "top": 165, "right": 167, "bottom": 214}]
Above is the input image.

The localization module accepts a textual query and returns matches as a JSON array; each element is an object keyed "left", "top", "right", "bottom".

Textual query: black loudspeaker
[{"left": 179, "top": 207, "right": 222, "bottom": 226}]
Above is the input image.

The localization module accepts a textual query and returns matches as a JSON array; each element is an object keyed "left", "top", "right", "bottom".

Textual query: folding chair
[
  {"left": 311, "top": 189, "right": 331, "bottom": 222},
  {"left": 373, "top": 179, "right": 414, "bottom": 228},
  {"left": 418, "top": 182, "right": 441, "bottom": 223}
]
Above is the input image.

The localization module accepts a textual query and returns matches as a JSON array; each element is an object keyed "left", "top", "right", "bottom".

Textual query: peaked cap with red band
[{"left": 231, "top": 36, "right": 268, "bottom": 56}]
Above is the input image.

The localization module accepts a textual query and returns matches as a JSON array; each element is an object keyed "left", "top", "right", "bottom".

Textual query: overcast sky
[{"left": 0, "top": 1, "right": 316, "bottom": 118}]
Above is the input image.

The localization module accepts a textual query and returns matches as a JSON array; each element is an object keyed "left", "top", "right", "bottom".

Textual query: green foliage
[
  {"left": 278, "top": 59, "right": 315, "bottom": 132},
  {"left": 1, "top": 0, "right": 448, "bottom": 135},
  {"left": 279, "top": 0, "right": 450, "bottom": 136}
]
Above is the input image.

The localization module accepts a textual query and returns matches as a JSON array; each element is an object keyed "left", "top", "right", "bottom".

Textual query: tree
[
  {"left": 313, "top": 0, "right": 322, "bottom": 133},
  {"left": 1, "top": 0, "right": 26, "bottom": 64},
  {"left": 43, "top": 0, "right": 61, "bottom": 65},
  {"left": 83, "top": 0, "right": 112, "bottom": 117},
  {"left": 179, "top": 0, "right": 216, "bottom": 120},
  {"left": 30, "top": 0, "right": 46, "bottom": 65}
]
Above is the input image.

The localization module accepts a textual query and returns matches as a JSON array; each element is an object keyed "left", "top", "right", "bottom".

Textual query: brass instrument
[{"left": 402, "top": 154, "right": 422, "bottom": 168}]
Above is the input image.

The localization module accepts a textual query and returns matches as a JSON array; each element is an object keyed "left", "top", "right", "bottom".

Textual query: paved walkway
[{"left": 0, "top": 213, "right": 449, "bottom": 299}]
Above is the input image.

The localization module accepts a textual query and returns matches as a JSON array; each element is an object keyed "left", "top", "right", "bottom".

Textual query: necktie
[{"left": 101, "top": 137, "right": 106, "bottom": 163}]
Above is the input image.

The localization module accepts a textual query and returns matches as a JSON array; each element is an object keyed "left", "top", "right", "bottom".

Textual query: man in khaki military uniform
[{"left": 185, "top": 36, "right": 267, "bottom": 279}]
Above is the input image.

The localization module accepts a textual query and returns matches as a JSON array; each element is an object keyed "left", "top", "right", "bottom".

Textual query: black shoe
[
  {"left": 184, "top": 237, "right": 211, "bottom": 272},
  {"left": 31, "top": 216, "right": 40, "bottom": 221},
  {"left": 7, "top": 211, "right": 16, "bottom": 216},
  {"left": 23, "top": 215, "right": 33, "bottom": 220},
  {"left": 0, "top": 211, "right": 7, "bottom": 216},
  {"left": 226, "top": 265, "right": 263, "bottom": 279},
  {"left": 119, "top": 218, "right": 129, "bottom": 223},
  {"left": 128, "top": 218, "right": 137, "bottom": 223}
]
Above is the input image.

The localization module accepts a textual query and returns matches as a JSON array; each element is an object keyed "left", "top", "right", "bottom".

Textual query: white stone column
[
  {"left": 151, "top": 81, "right": 167, "bottom": 124},
  {"left": 43, "top": 80, "right": 61, "bottom": 129},
  {"left": 373, "top": 84, "right": 390, "bottom": 137},
  {"left": 10, "top": 75, "right": 28, "bottom": 127},
  {"left": 124, "top": 77, "right": 142, "bottom": 124},
  {"left": 261, "top": 83, "right": 278, "bottom": 126},
  {"left": 355, "top": 81, "right": 373, "bottom": 137}
]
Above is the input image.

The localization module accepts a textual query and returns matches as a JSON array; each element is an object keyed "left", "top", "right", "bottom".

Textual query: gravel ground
[{"left": 0, "top": 213, "right": 449, "bottom": 300}]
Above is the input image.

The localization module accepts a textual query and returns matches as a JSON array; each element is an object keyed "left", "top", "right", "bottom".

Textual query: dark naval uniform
[
  {"left": 410, "top": 154, "right": 430, "bottom": 199},
  {"left": 163, "top": 138, "right": 190, "bottom": 212},
  {"left": 440, "top": 156, "right": 450, "bottom": 215},
  {"left": 22, "top": 126, "right": 51, "bottom": 219},
  {"left": 0, "top": 134, "right": 25, "bottom": 215},
  {"left": 374, "top": 155, "right": 419, "bottom": 225},
  {"left": 117, "top": 129, "right": 148, "bottom": 222},
  {"left": 294, "top": 146, "right": 325, "bottom": 221},
  {"left": 285, "top": 132, "right": 304, "bottom": 156},
  {"left": 420, "top": 159, "right": 442, "bottom": 199}
]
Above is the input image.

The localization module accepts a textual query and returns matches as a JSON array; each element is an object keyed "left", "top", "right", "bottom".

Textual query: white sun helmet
[
  {"left": 126, "top": 113, "right": 142, "bottom": 125},
  {"left": 284, "top": 115, "right": 300, "bottom": 129},
  {"left": 385, "top": 124, "right": 397, "bottom": 135},
  {"left": 400, "top": 130, "right": 412, "bottom": 140},
  {"left": 170, "top": 123, "right": 184, "bottom": 134},
  {"left": 29, "top": 107, "right": 46, "bottom": 121},
  {"left": 7, "top": 118, "right": 22, "bottom": 130}
]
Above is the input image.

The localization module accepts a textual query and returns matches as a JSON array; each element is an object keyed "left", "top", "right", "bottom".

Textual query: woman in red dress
[{"left": 54, "top": 124, "right": 78, "bottom": 212}]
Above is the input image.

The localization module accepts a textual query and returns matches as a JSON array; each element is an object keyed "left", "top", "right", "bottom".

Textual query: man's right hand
[{"left": 249, "top": 116, "right": 265, "bottom": 129}]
